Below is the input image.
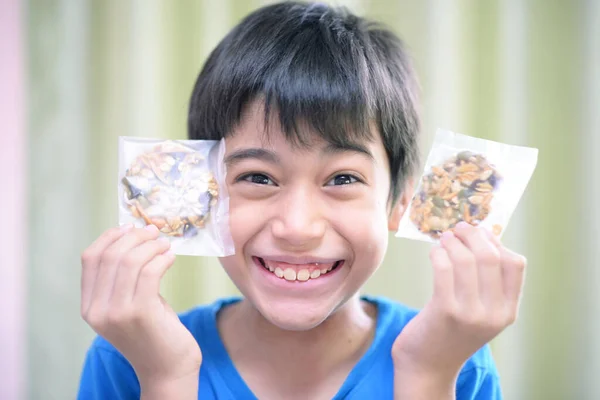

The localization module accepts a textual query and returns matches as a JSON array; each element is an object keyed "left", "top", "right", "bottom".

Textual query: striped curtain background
[{"left": 2, "top": 1, "right": 598, "bottom": 399}]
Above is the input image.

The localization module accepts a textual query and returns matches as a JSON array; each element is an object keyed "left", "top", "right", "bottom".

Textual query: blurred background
[{"left": 1, "top": 0, "right": 598, "bottom": 399}]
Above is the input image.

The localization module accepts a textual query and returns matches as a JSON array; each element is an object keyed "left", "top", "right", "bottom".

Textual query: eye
[
  {"left": 238, "top": 173, "right": 276, "bottom": 186},
  {"left": 326, "top": 174, "right": 360, "bottom": 186}
]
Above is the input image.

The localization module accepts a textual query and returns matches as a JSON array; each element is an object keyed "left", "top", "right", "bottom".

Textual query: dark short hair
[{"left": 188, "top": 1, "right": 420, "bottom": 204}]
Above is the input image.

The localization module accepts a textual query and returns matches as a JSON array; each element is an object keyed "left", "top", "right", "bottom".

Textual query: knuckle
[
  {"left": 107, "top": 226, "right": 123, "bottom": 237},
  {"left": 84, "top": 307, "right": 105, "bottom": 328},
  {"left": 81, "top": 249, "right": 97, "bottom": 265},
  {"left": 156, "top": 238, "right": 171, "bottom": 250},
  {"left": 432, "top": 255, "right": 452, "bottom": 271},
  {"left": 132, "top": 227, "right": 155, "bottom": 243},
  {"left": 505, "top": 308, "right": 519, "bottom": 325},
  {"left": 479, "top": 249, "right": 501, "bottom": 266},
  {"left": 101, "top": 249, "right": 121, "bottom": 266},
  {"left": 139, "top": 265, "right": 159, "bottom": 280},
  {"left": 485, "top": 305, "right": 517, "bottom": 331},
  {"left": 513, "top": 255, "right": 527, "bottom": 271},
  {"left": 456, "top": 253, "right": 476, "bottom": 267},
  {"left": 141, "top": 225, "right": 158, "bottom": 238},
  {"left": 489, "top": 313, "right": 508, "bottom": 330},
  {"left": 121, "top": 253, "right": 139, "bottom": 269},
  {"left": 441, "top": 301, "right": 460, "bottom": 319},
  {"left": 444, "top": 302, "right": 467, "bottom": 323},
  {"left": 80, "top": 304, "right": 89, "bottom": 320}
]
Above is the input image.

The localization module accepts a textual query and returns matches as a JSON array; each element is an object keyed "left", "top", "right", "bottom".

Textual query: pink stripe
[{"left": 0, "top": 0, "right": 27, "bottom": 398}]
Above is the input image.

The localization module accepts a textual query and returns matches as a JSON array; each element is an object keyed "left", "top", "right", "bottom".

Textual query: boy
[{"left": 78, "top": 2, "right": 525, "bottom": 399}]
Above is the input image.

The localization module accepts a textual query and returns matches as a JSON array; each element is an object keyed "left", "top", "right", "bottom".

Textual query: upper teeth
[{"left": 269, "top": 264, "right": 336, "bottom": 282}]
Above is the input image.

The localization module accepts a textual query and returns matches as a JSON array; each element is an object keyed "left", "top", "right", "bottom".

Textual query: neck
[{"left": 217, "top": 295, "right": 377, "bottom": 392}]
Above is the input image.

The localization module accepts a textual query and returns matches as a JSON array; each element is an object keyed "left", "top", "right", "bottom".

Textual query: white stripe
[
  {"left": 200, "top": 0, "right": 232, "bottom": 61},
  {"left": 0, "top": 1, "right": 26, "bottom": 398},
  {"left": 130, "top": 0, "right": 164, "bottom": 138},
  {"left": 428, "top": 0, "right": 467, "bottom": 136},
  {"left": 197, "top": 0, "right": 235, "bottom": 302},
  {"left": 582, "top": 0, "right": 600, "bottom": 396},
  {"left": 27, "top": 0, "right": 92, "bottom": 398},
  {"left": 493, "top": 0, "right": 527, "bottom": 397}
]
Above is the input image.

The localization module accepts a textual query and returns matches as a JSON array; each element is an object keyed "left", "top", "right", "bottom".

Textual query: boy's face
[{"left": 220, "top": 101, "right": 408, "bottom": 330}]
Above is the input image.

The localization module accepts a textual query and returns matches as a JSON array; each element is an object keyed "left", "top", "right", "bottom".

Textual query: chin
[{"left": 254, "top": 298, "right": 335, "bottom": 331}]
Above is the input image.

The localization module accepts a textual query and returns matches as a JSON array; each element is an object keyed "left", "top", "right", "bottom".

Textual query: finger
[
  {"left": 429, "top": 245, "right": 455, "bottom": 303},
  {"left": 440, "top": 230, "right": 478, "bottom": 305},
  {"left": 81, "top": 224, "right": 133, "bottom": 314},
  {"left": 453, "top": 223, "right": 503, "bottom": 309},
  {"left": 133, "top": 251, "right": 176, "bottom": 301},
  {"left": 90, "top": 225, "right": 160, "bottom": 309},
  {"left": 483, "top": 229, "right": 527, "bottom": 316},
  {"left": 111, "top": 236, "right": 171, "bottom": 305},
  {"left": 501, "top": 247, "right": 527, "bottom": 318},
  {"left": 483, "top": 227, "right": 503, "bottom": 249}
]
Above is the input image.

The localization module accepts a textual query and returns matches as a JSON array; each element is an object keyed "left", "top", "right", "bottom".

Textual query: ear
[{"left": 388, "top": 178, "right": 414, "bottom": 232}]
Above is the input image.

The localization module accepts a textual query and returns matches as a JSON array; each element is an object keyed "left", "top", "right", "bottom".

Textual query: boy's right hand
[{"left": 81, "top": 224, "right": 202, "bottom": 398}]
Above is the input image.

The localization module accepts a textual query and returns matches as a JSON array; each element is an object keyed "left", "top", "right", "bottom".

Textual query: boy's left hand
[{"left": 391, "top": 222, "right": 526, "bottom": 395}]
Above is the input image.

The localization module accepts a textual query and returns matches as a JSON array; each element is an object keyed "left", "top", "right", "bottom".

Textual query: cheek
[
  {"left": 333, "top": 200, "right": 390, "bottom": 267},
  {"left": 219, "top": 210, "right": 253, "bottom": 283},
  {"left": 226, "top": 193, "right": 264, "bottom": 248},
  {"left": 357, "top": 216, "right": 389, "bottom": 266}
]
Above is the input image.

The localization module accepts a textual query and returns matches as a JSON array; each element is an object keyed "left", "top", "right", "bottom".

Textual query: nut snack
[
  {"left": 409, "top": 151, "right": 502, "bottom": 239},
  {"left": 118, "top": 137, "right": 234, "bottom": 256},
  {"left": 396, "top": 129, "right": 539, "bottom": 243}
]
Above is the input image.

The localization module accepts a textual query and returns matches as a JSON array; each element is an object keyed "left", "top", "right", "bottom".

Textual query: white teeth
[
  {"left": 283, "top": 268, "right": 296, "bottom": 281},
  {"left": 297, "top": 269, "right": 310, "bottom": 281},
  {"left": 263, "top": 260, "right": 340, "bottom": 281}
]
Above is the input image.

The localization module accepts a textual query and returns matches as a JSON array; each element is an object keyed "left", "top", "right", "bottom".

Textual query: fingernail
[
  {"left": 120, "top": 223, "right": 134, "bottom": 231},
  {"left": 144, "top": 224, "right": 158, "bottom": 232},
  {"left": 158, "top": 236, "right": 170, "bottom": 244},
  {"left": 456, "top": 221, "right": 470, "bottom": 230},
  {"left": 441, "top": 231, "right": 454, "bottom": 241}
]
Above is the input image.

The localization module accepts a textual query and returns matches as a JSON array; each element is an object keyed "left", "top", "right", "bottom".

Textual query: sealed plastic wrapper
[
  {"left": 396, "top": 129, "right": 538, "bottom": 243},
  {"left": 118, "top": 137, "right": 235, "bottom": 256}
]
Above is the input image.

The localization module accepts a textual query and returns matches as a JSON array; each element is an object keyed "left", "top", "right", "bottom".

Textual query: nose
[{"left": 271, "top": 187, "right": 326, "bottom": 249}]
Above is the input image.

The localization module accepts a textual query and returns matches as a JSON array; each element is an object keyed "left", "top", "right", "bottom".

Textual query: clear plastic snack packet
[
  {"left": 396, "top": 129, "right": 538, "bottom": 243},
  {"left": 118, "top": 137, "right": 235, "bottom": 256}
]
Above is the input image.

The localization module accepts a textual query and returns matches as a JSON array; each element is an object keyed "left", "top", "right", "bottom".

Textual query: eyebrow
[
  {"left": 224, "top": 148, "right": 281, "bottom": 166},
  {"left": 224, "top": 142, "right": 374, "bottom": 167},
  {"left": 322, "top": 142, "right": 374, "bottom": 160}
]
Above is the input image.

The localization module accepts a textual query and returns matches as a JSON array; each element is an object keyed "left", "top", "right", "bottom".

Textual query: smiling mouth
[{"left": 254, "top": 257, "right": 343, "bottom": 282}]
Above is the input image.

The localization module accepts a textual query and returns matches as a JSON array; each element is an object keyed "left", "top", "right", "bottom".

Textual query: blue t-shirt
[{"left": 78, "top": 296, "right": 502, "bottom": 399}]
